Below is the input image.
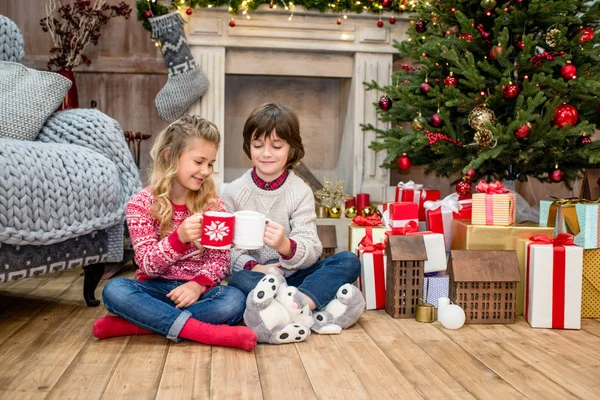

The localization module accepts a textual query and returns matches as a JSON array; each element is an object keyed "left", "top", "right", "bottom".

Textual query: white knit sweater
[{"left": 221, "top": 169, "right": 322, "bottom": 276}]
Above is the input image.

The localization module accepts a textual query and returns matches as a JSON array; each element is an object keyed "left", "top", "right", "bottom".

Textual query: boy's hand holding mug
[{"left": 264, "top": 220, "right": 292, "bottom": 256}]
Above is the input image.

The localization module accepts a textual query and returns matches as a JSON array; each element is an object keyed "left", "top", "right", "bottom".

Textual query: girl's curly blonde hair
[{"left": 149, "top": 115, "right": 220, "bottom": 239}]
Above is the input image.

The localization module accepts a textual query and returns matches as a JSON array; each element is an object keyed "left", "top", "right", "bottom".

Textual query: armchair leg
[{"left": 83, "top": 263, "right": 105, "bottom": 307}]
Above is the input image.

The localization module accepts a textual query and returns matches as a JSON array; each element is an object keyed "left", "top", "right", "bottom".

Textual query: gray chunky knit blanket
[{"left": 0, "top": 109, "right": 141, "bottom": 245}]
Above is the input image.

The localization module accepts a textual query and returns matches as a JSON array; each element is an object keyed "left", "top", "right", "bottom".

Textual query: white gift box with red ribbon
[
  {"left": 356, "top": 226, "right": 387, "bottom": 309},
  {"left": 524, "top": 233, "right": 583, "bottom": 329}
]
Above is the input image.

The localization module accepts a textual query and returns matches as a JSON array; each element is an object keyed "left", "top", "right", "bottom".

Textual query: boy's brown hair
[{"left": 242, "top": 103, "right": 305, "bottom": 170}]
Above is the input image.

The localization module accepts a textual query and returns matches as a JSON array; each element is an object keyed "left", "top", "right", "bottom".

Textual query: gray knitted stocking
[{"left": 150, "top": 13, "right": 208, "bottom": 122}]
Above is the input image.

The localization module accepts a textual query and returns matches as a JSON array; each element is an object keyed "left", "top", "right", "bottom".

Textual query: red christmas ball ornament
[
  {"left": 514, "top": 122, "right": 532, "bottom": 139},
  {"left": 561, "top": 62, "right": 577, "bottom": 80},
  {"left": 397, "top": 154, "right": 412, "bottom": 170},
  {"left": 444, "top": 73, "right": 458, "bottom": 87},
  {"left": 420, "top": 81, "right": 431, "bottom": 95},
  {"left": 465, "top": 169, "right": 477, "bottom": 182},
  {"left": 337, "top": 18, "right": 342, "bottom": 25},
  {"left": 186, "top": 8, "right": 193, "bottom": 15},
  {"left": 459, "top": 33, "right": 474, "bottom": 43},
  {"left": 549, "top": 168, "right": 564, "bottom": 183},
  {"left": 552, "top": 103, "right": 578, "bottom": 128},
  {"left": 381, "top": 0, "right": 393, "bottom": 8},
  {"left": 389, "top": 16, "right": 396, "bottom": 24},
  {"left": 143, "top": 9, "right": 153, "bottom": 18},
  {"left": 431, "top": 113, "right": 444, "bottom": 128},
  {"left": 516, "top": 40, "right": 525, "bottom": 50},
  {"left": 455, "top": 180, "right": 472, "bottom": 196},
  {"left": 489, "top": 45, "right": 502, "bottom": 60},
  {"left": 378, "top": 95, "right": 393, "bottom": 111},
  {"left": 578, "top": 27, "right": 595, "bottom": 43},
  {"left": 577, "top": 134, "right": 592, "bottom": 146},
  {"left": 503, "top": 83, "right": 520, "bottom": 99},
  {"left": 229, "top": 20, "right": 236, "bottom": 27},
  {"left": 269, "top": 2, "right": 274, "bottom": 8},
  {"left": 377, "top": 20, "right": 384, "bottom": 28},
  {"left": 415, "top": 20, "right": 427, "bottom": 33}
]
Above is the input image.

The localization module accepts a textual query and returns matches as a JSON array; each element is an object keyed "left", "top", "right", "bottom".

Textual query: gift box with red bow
[
  {"left": 356, "top": 226, "right": 387, "bottom": 309},
  {"left": 348, "top": 215, "right": 387, "bottom": 253},
  {"left": 387, "top": 202, "right": 419, "bottom": 235},
  {"left": 471, "top": 181, "right": 516, "bottom": 226},
  {"left": 394, "top": 181, "right": 440, "bottom": 221},
  {"left": 524, "top": 233, "right": 583, "bottom": 329}
]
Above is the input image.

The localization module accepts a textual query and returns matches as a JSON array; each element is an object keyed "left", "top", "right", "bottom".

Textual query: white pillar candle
[{"left": 437, "top": 297, "right": 450, "bottom": 321}]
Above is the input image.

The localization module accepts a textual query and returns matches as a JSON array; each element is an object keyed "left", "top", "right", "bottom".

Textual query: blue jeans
[
  {"left": 102, "top": 278, "right": 246, "bottom": 342},
  {"left": 227, "top": 251, "right": 361, "bottom": 310}
]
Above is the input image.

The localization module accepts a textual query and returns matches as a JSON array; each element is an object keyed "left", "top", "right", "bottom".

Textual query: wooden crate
[
  {"left": 448, "top": 250, "right": 520, "bottom": 324},
  {"left": 385, "top": 235, "right": 428, "bottom": 319},
  {"left": 316, "top": 225, "right": 337, "bottom": 260}
]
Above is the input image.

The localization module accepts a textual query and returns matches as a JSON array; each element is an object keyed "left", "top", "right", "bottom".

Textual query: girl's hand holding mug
[{"left": 177, "top": 215, "right": 203, "bottom": 244}]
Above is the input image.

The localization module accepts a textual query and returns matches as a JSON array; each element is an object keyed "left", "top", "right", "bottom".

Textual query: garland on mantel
[{"left": 137, "top": 0, "right": 413, "bottom": 31}]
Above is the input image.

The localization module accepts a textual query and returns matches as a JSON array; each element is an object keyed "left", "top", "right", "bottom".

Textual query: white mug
[{"left": 233, "top": 210, "right": 270, "bottom": 250}]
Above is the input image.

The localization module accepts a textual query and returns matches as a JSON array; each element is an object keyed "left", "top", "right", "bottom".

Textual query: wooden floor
[{"left": 2, "top": 269, "right": 600, "bottom": 400}]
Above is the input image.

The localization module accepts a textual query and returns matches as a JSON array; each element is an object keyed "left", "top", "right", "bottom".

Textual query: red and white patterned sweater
[{"left": 126, "top": 187, "right": 230, "bottom": 289}]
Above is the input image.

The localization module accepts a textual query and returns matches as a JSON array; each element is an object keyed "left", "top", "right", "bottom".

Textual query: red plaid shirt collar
[{"left": 251, "top": 168, "right": 289, "bottom": 191}]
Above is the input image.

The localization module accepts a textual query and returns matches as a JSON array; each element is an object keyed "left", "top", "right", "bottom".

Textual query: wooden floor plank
[
  {"left": 473, "top": 322, "right": 600, "bottom": 398},
  {"left": 391, "top": 317, "right": 525, "bottom": 400},
  {"left": 294, "top": 333, "right": 370, "bottom": 399},
  {"left": 438, "top": 323, "right": 579, "bottom": 399},
  {"left": 47, "top": 335, "right": 130, "bottom": 400},
  {"left": 100, "top": 334, "right": 170, "bottom": 400},
  {"left": 581, "top": 319, "right": 600, "bottom": 338},
  {"left": 0, "top": 274, "right": 55, "bottom": 313},
  {"left": 359, "top": 311, "right": 475, "bottom": 400},
  {"left": 330, "top": 321, "right": 424, "bottom": 399},
  {"left": 210, "top": 346, "right": 263, "bottom": 400},
  {"left": 155, "top": 341, "right": 212, "bottom": 400},
  {"left": 254, "top": 344, "right": 317, "bottom": 400}
]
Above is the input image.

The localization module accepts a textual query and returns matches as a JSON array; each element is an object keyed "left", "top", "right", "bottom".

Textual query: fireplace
[{"left": 187, "top": 6, "right": 406, "bottom": 202}]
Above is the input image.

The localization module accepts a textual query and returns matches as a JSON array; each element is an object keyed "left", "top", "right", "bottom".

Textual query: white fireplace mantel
[{"left": 186, "top": 6, "right": 407, "bottom": 202}]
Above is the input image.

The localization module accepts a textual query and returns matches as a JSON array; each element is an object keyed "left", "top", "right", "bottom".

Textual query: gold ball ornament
[
  {"left": 474, "top": 129, "right": 494, "bottom": 147},
  {"left": 361, "top": 205, "right": 376, "bottom": 217},
  {"left": 411, "top": 115, "right": 427, "bottom": 131},
  {"left": 545, "top": 28, "right": 561, "bottom": 47},
  {"left": 468, "top": 105, "right": 496, "bottom": 131},
  {"left": 328, "top": 205, "right": 342, "bottom": 218},
  {"left": 344, "top": 206, "right": 357, "bottom": 218}
]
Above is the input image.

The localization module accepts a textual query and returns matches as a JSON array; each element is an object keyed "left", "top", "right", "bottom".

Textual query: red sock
[
  {"left": 179, "top": 318, "right": 257, "bottom": 351},
  {"left": 93, "top": 316, "right": 154, "bottom": 339}
]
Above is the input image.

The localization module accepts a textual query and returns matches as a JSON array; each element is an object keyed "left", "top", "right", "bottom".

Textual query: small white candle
[{"left": 437, "top": 297, "right": 450, "bottom": 321}]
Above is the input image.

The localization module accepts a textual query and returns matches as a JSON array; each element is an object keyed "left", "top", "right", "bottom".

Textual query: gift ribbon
[
  {"left": 352, "top": 215, "right": 383, "bottom": 227},
  {"left": 392, "top": 220, "right": 419, "bottom": 235},
  {"left": 524, "top": 233, "right": 575, "bottom": 329},
  {"left": 423, "top": 194, "right": 461, "bottom": 249},
  {"left": 475, "top": 180, "right": 509, "bottom": 194},
  {"left": 358, "top": 226, "right": 386, "bottom": 309}
]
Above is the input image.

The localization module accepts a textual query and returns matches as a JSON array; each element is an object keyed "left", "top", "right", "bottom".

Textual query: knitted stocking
[{"left": 149, "top": 13, "right": 208, "bottom": 122}]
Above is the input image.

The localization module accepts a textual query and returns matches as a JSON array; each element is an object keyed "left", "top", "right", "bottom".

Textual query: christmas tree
[{"left": 364, "top": 0, "right": 600, "bottom": 191}]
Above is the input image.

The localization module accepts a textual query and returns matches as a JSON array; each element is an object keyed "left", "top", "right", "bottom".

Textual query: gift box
[
  {"left": 543, "top": 199, "right": 600, "bottom": 249},
  {"left": 419, "top": 189, "right": 441, "bottom": 221},
  {"left": 422, "top": 272, "right": 449, "bottom": 308},
  {"left": 582, "top": 248, "right": 600, "bottom": 318},
  {"left": 539, "top": 200, "right": 553, "bottom": 227},
  {"left": 349, "top": 223, "right": 387, "bottom": 253},
  {"left": 424, "top": 193, "right": 462, "bottom": 251},
  {"left": 524, "top": 234, "right": 583, "bottom": 329},
  {"left": 388, "top": 202, "right": 419, "bottom": 234},
  {"left": 395, "top": 180, "right": 423, "bottom": 203},
  {"left": 471, "top": 181, "right": 516, "bottom": 226},
  {"left": 356, "top": 227, "right": 387, "bottom": 310},
  {"left": 453, "top": 196, "right": 472, "bottom": 220},
  {"left": 451, "top": 219, "right": 554, "bottom": 251},
  {"left": 405, "top": 231, "right": 447, "bottom": 273}
]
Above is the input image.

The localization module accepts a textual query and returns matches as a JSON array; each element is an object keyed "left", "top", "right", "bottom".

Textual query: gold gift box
[
  {"left": 472, "top": 192, "right": 517, "bottom": 226},
  {"left": 582, "top": 248, "right": 600, "bottom": 318},
  {"left": 348, "top": 224, "right": 387, "bottom": 253},
  {"left": 451, "top": 219, "right": 555, "bottom": 316}
]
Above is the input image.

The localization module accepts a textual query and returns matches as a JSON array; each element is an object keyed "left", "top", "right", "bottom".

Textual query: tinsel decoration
[
  {"left": 468, "top": 105, "right": 496, "bottom": 131},
  {"left": 474, "top": 129, "right": 494, "bottom": 146}
]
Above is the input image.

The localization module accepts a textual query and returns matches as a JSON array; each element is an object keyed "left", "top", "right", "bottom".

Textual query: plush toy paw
[
  {"left": 251, "top": 274, "right": 282, "bottom": 304},
  {"left": 311, "top": 283, "right": 365, "bottom": 334},
  {"left": 274, "top": 323, "right": 311, "bottom": 344},
  {"left": 276, "top": 285, "right": 314, "bottom": 328}
]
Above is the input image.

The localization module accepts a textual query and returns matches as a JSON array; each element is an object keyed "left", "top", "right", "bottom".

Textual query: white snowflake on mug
[{"left": 205, "top": 221, "right": 230, "bottom": 242}]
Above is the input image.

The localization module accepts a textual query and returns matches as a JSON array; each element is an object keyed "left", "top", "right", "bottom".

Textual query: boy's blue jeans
[
  {"left": 227, "top": 251, "right": 361, "bottom": 310},
  {"left": 102, "top": 278, "right": 246, "bottom": 342}
]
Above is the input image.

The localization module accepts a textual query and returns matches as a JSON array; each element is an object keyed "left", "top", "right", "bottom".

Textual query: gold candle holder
[
  {"left": 415, "top": 303, "right": 435, "bottom": 323},
  {"left": 316, "top": 206, "right": 329, "bottom": 218}
]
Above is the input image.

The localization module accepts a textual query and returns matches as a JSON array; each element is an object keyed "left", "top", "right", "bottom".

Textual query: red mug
[{"left": 197, "top": 212, "right": 235, "bottom": 249}]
